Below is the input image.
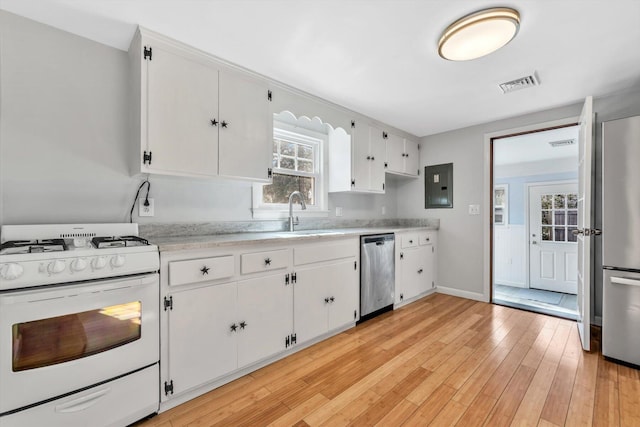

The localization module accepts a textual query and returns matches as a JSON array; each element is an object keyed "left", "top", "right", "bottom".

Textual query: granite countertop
[{"left": 148, "top": 226, "right": 438, "bottom": 252}]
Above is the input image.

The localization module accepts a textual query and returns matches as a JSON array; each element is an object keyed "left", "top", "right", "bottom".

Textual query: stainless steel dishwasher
[{"left": 360, "top": 234, "right": 395, "bottom": 320}]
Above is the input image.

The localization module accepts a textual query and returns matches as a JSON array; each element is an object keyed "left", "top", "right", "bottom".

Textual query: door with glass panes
[{"left": 528, "top": 183, "right": 578, "bottom": 294}]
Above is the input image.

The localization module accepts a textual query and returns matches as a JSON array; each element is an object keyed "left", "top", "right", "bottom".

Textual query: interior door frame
[
  {"left": 484, "top": 116, "right": 580, "bottom": 303},
  {"left": 525, "top": 180, "right": 578, "bottom": 292}
]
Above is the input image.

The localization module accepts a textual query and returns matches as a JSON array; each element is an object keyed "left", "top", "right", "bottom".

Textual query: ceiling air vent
[
  {"left": 548, "top": 139, "right": 575, "bottom": 147},
  {"left": 499, "top": 73, "right": 539, "bottom": 94}
]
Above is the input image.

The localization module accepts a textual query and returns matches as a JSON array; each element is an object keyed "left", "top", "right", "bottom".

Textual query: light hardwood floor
[{"left": 137, "top": 294, "right": 640, "bottom": 427}]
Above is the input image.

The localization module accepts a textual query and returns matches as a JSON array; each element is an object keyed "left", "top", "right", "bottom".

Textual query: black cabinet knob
[
  {"left": 325, "top": 297, "right": 330, "bottom": 304},
  {"left": 264, "top": 258, "right": 272, "bottom": 265},
  {"left": 329, "top": 296, "right": 335, "bottom": 303},
  {"left": 230, "top": 323, "right": 238, "bottom": 332},
  {"left": 418, "top": 268, "right": 423, "bottom": 274},
  {"left": 201, "top": 266, "right": 210, "bottom": 275},
  {"left": 239, "top": 321, "right": 247, "bottom": 330},
  {"left": 210, "top": 118, "right": 218, "bottom": 126},
  {"left": 221, "top": 121, "right": 229, "bottom": 128},
  {"left": 371, "top": 156, "right": 375, "bottom": 161},
  {"left": 366, "top": 156, "right": 371, "bottom": 160}
]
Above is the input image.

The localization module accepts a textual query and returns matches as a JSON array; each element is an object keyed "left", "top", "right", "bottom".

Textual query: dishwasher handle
[{"left": 362, "top": 234, "right": 395, "bottom": 245}]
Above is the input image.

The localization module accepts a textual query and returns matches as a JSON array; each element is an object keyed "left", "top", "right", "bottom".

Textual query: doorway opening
[{"left": 491, "top": 124, "right": 580, "bottom": 319}]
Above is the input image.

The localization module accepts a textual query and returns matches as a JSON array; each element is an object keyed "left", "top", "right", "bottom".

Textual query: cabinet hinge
[
  {"left": 291, "top": 272, "right": 297, "bottom": 284},
  {"left": 417, "top": 169, "right": 420, "bottom": 175},
  {"left": 164, "top": 296, "right": 173, "bottom": 311},
  {"left": 351, "top": 120, "right": 355, "bottom": 128},
  {"left": 143, "top": 46, "right": 152, "bottom": 61},
  {"left": 267, "top": 90, "right": 272, "bottom": 101},
  {"left": 354, "top": 260, "right": 357, "bottom": 270},
  {"left": 164, "top": 380, "right": 174, "bottom": 395},
  {"left": 382, "top": 183, "right": 385, "bottom": 190},
  {"left": 291, "top": 333, "right": 297, "bottom": 345},
  {"left": 354, "top": 310, "right": 357, "bottom": 320},
  {"left": 382, "top": 131, "right": 388, "bottom": 140},
  {"left": 400, "top": 252, "right": 404, "bottom": 260},
  {"left": 143, "top": 151, "right": 152, "bottom": 165},
  {"left": 285, "top": 335, "right": 290, "bottom": 348},
  {"left": 285, "top": 273, "right": 290, "bottom": 285},
  {"left": 418, "top": 144, "right": 420, "bottom": 150},
  {"left": 267, "top": 168, "right": 273, "bottom": 178},
  {"left": 432, "top": 246, "right": 435, "bottom": 253},
  {"left": 400, "top": 293, "right": 404, "bottom": 301}
]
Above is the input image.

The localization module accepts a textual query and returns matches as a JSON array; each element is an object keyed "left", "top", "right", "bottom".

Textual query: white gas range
[{"left": 0, "top": 223, "right": 160, "bottom": 427}]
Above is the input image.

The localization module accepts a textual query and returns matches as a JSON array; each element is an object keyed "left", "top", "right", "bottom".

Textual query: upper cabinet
[
  {"left": 328, "top": 120, "right": 385, "bottom": 194},
  {"left": 129, "top": 28, "right": 272, "bottom": 181},
  {"left": 384, "top": 131, "right": 419, "bottom": 177}
]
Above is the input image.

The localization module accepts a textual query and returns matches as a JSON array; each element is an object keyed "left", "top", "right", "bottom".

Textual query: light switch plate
[
  {"left": 139, "top": 198, "right": 154, "bottom": 217},
  {"left": 468, "top": 204, "right": 480, "bottom": 215}
]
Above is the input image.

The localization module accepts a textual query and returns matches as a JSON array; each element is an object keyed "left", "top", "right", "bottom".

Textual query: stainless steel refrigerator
[{"left": 602, "top": 115, "right": 640, "bottom": 366}]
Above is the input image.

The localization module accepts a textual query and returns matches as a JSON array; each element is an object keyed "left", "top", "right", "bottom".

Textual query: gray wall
[
  {"left": 396, "top": 88, "right": 640, "bottom": 320},
  {"left": 0, "top": 11, "right": 397, "bottom": 227}
]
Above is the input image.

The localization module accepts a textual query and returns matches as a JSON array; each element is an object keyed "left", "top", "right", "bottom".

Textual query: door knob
[{"left": 572, "top": 229, "right": 584, "bottom": 236}]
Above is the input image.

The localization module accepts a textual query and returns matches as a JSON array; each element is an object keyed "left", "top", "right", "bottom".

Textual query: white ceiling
[
  {"left": 494, "top": 125, "right": 579, "bottom": 166},
  {"left": 2, "top": 0, "right": 640, "bottom": 137}
]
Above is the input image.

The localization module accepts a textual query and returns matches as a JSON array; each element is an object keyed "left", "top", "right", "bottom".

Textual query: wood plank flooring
[{"left": 136, "top": 294, "right": 640, "bottom": 427}]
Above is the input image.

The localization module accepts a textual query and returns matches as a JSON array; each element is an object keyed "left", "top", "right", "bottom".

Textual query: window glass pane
[
  {"left": 494, "top": 188, "right": 505, "bottom": 206},
  {"left": 298, "top": 144, "right": 313, "bottom": 160},
  {"left": 272, "top": 139, "right": 279, "bottom": 154},
  {"left": 542, "top": 227, "right": 552, "bottom": 241},
  {"left": 262, "top": 174, "right": 315, "bottom": 205},
  {"left": 281, "top": 142, "right": 295, "bottom": 156},
  {"left": 12, "top": 302, "right": 141, "bottom": 372},
  {"left": 298, "top": 160, "right": 313, "bottom": 173},
  {"left": 567, "top": 210, "right": 578, "bottom": 225},
  {"left": 554, "top": 194, "right": 565, "bottom": 209},
  {"left": 541, "top": 211, "right": 552, "bottom": 225},
  {"left": 280, "top": 157, "right": 295, "bottom": 170},
  {"left": 567, "top": 194, "right": 578, "bottom": 209},
  {"left": 272, "top": 155, "right": 278, "bottom": 168},
  {"left": 568, "top": 227, "right": 578, "bottom": 242},
  {"left": 541, "top": 195, "right": 552, "bottom": 209},
  {"left": 554, "top": 211, "right": 566, "bottom": 225},
  {"left": 554, "top": 227, "right": 566, "bottom": 242}
]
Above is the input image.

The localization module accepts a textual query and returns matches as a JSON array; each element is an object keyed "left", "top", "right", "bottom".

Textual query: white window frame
[
  {"left": 494, "top": 184, "right": 508, "bottom": 225},
  {"left": 252, "top": 121, "right": 329, "bottom": 219}
]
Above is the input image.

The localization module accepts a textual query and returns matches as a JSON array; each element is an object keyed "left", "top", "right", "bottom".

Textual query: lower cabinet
[
  {"left": 166, "top": 272, "right": 292, "bottom": 396},
  {"left": 294, "top": 258, "right": 359, "bottom": 344},
  {"left": 396, "top": 231, "right": 437, "bottom": 305}
]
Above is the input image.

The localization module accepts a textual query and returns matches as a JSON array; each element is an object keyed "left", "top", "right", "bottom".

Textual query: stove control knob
[
  {"left": 47, "top": 259, "right": 66, "bottom": 274},
  {"left": 111, "top": 254, "right": 126, "bottom": 268},
  {"left": 1, "top": 263, "right": 24, "bottom": 280},
  {"left": 70, "top": 258, "right": 88, "bottom": 272},
  {"left": 92, "top": 256, "right": 107, "bottom": 270}
]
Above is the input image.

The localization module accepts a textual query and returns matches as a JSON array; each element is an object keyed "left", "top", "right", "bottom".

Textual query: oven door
[{"left": 0, "top": 273, "right": 159, "bottom": 415}]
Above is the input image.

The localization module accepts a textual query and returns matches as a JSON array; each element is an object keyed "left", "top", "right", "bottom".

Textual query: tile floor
[{"left": 494, "top": 283, "right": 578, "bottom": 319}]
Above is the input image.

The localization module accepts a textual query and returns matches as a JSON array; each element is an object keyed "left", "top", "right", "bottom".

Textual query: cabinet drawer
[
  {"left": 294, "top": 240, "right": 357, "bottom": 266},
  {"left": 169, "top": 255, "right": 235, "bottom": 286},
  {"left": 241, "top": 249, "right": 289, "bottom": 274},
  {"left": 401, "top": 234, "right": 419, "bottom": 248},
  {"left": 419, "top": 232, "right": 436, "bottom": 246}
]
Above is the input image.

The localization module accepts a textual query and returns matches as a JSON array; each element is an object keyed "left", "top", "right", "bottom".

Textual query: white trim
[
  {"left": 437, "top": 286, "right": 488, "bottom": 302},
  {"left": 484, "top": 116, "right": 580, "bottom": 303},
  {"left": 493, "top": 184, "right": 508, "bottom": 225}
]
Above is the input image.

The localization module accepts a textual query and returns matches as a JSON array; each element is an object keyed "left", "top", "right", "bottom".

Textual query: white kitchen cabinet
[
  {"left": 167, "top": 282, "right": 237, "bottom": 396},
  {"left": 129, "top": 28, "right": 272, "bottom": 181},
  {"left": 294, "top": 258, "right": 359, "bottom": 344},
  {"left": 329, "top": 120, "right": 385, "bottom": 193},
  {"left": 385, "top": 134, "right": 420, "bottom": 177},
  {"left": 395, "top": 231, "right": 437, "bottom": 306}
]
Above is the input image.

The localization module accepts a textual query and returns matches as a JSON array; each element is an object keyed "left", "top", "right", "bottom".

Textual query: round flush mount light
[{"left": 438, "top": 7, "right": 520, "bottom": 61}]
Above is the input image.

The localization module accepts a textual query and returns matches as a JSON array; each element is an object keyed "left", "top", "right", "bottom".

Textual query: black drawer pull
[
  {"left": 201, "top": 266, "right": 210, "bottom": 275},
  {"left": 265, "top": 258, "right": 272, "bottom": 265}
]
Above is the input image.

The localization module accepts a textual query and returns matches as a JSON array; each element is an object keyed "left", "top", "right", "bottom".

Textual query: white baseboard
[
  {"left": 495, "top": 280, "right": 527, "bottom": 289},
  {"left": 437, "top": 286, "right": 488, "bottom": 303}
]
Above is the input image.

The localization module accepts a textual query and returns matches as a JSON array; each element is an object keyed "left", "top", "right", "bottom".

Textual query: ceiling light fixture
[{"left": 438, "top": 7, "right": 520, "bottom": 61}]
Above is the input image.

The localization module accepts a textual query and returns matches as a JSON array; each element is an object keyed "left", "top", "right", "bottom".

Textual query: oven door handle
[{"left": 55, "top": 387, "right": 111, "bottom": 413}]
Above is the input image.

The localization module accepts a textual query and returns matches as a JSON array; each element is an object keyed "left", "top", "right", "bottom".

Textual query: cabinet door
[
  {"left": 294, "top": 266, "right": 331, "bottom": 343},
  {"left": 385, "top": 133, "right": 405, "bottom": 174},
  {"left": 351, "top": 123, "right": 372, "bottom": 192},
  {"left": 218, "top": 71, "right": 272, "bottom": 182},
  {"left": 404, "top": 139, "right": 419, "bottom": 176},
  {"left": 168, "top": 283, "right": 237, "bottom": 395},
  {"left": 424, "top": 244, "right": 435, "bottom": 291},
  {"left": 146, "top": 45, "right": 219, "bottom": 176},
  {"left": 327, "top": 259, "right": 360, "bottom": 330},
  {"left": 369, "top": 128, "right": 387, "bottom": 192},
  {"left": 237, "top": 273, "right": 293, "bottom": 368},
  {"left": 401, "top": 246, "right": 430, "bottom": 301}
]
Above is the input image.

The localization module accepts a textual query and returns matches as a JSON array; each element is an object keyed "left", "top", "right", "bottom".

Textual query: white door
[
  {"left": 236, "top": 273, "right": 293, "bottom": 368},
  {"left": 528, "top": 183, "right": 579, "bottom": 294},
  {"left": 404, "top": 139, "right": 420, "bottom": 176},
  {"left": 218, "top": 70, "right": 272, "bottom": 182},
  {"left": 385, "top": 133, "right": 405, "bottom": 173},
  {"left": 576, "top": 96, "right": 594, "bottom": 351}
]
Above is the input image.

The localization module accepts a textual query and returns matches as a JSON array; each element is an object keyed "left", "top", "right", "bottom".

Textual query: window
[
  {"left": 252, "top": 121, "right": 328, "bottom": 218},
  {"left": 540, "top": 193, "right": 578, "bottom": 242},
  {"left": 494, "top": 184, "right": 508, "bottom": 225}
]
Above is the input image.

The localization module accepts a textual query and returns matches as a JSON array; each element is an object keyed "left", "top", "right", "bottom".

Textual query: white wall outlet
[
  {"left": 139, "top": 198, "right": 154, "bottom": 217},
  {"left": 468, "top": 204, "right": 480, "bottom": 215},
  {"left": 381, "top": 206, "right": 386, "bottom": 215},
  {"left": 335, "top": 206, "right": 343, "bottom": 217}
]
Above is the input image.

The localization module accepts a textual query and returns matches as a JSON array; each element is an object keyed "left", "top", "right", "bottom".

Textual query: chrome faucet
[{"left": 288, "top": 191, "right": 307, "bottom": 231}]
